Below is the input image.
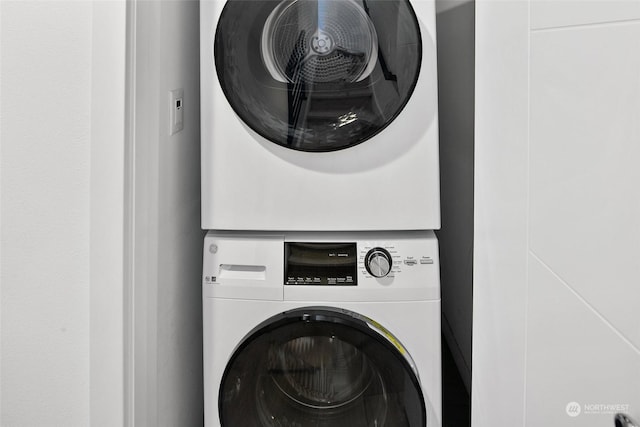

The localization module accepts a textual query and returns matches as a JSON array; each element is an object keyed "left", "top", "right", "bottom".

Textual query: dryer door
[
  {"left": 218, "top": 307, "right": 427, "bottom": 426},
  {"left": 214, "top": 0, "right": 422, "bottom": 152}
]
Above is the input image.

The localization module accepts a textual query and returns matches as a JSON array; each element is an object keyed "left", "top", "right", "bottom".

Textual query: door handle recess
[
  {"left": 219, "top": 264, "right": 266, "bottom": 280},
  {"left": 615, "top": 413, "right": 639, "bottom": 427}
]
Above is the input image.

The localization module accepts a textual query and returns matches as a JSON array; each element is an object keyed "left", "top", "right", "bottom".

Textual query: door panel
[
  {"left": 214, "top": 0, "right": 422, "bottom": 151},
  {"left": 218, "top": 307, "right": 427, "bottom": 426}
]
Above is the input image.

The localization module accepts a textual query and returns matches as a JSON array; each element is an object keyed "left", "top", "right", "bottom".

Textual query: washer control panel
[
  {"left": 364, "top": 247, "right": 393, "bottom": 278},
  {"left": 283, "top": 239, "right": 437, "bottom": 285},
  {"left": 285, "top": 242, "right": 358, "bottom": 286},
  {"left": 358, "top": 240, "right": 437, "bottom": 282},
  {"left": 203, "top": 231, "right": 440, "bottom": 301}
]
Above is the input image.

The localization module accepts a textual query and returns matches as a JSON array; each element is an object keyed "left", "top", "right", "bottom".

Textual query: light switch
[{"left": 169, "top": 89, "right": 184, "bottom": 135}]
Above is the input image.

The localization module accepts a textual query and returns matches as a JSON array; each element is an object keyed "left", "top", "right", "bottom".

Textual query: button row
[{"left": 402, "top": 257, "right": 434, "bottom": 266}]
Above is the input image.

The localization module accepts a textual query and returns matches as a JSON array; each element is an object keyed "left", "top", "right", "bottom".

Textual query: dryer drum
[
  {"left": 218, "top": 307, "right": 427, "bottom": 426},
  {"left": 261, "top": 0, "right": 379, "bottom": 84},
  {"left": 214, "top": 0, "right": 422, "bottom": 152}
]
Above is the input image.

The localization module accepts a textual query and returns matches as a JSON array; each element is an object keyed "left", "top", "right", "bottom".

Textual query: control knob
[{"left": 365, "top": 247, "right": 393, "bottom": 278}]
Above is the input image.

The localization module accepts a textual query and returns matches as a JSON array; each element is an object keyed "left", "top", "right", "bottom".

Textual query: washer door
[
  {"left": 219, "top": 307, "right": 427, "bottom": 426},
  {"left": 214, "top": 0, "right": 422, "bottom": 152}
]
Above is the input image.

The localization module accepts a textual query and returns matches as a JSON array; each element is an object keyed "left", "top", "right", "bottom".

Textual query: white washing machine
[
  {"left": 203, "top": 230, "right": 442, "bottom": 426},
  {"left": 200, "top": 0, "right": 440, "bottom": 231}
]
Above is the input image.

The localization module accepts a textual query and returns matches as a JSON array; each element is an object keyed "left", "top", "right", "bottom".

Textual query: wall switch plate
[{"left": 169, "top": 89, "right": 184, "bottom": 135}]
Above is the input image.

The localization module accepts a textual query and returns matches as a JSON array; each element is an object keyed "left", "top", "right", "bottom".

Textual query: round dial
[{"left": 365, "top": 248, "right": 393, "bottom": 278}]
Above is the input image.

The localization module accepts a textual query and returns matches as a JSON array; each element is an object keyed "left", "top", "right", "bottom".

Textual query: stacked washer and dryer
[{"left": 201, "top": 0, "right": 441, "bottom": 425}]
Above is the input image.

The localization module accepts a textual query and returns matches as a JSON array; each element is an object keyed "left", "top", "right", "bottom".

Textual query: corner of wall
[{"left": 435, "top": 0, "right": 475, "bottom": 392}]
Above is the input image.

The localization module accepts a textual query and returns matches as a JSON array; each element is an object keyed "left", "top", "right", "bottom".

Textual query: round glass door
[
  {"left": 219, "top": 307, "right": 427, "bottom": 426},
  {"left": 214, "top": 0, "right": 422, "bottom": 152}
]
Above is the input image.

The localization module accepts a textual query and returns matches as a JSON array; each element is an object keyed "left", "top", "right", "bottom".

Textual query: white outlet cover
[{"left": 169, "top": 88, "right": 184, "bottom": 135}]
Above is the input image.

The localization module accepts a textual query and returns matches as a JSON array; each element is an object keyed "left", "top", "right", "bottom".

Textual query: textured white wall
[
  {"left": 1, "top": 3, "right": 92, "bottom": 424},
  {"left": 1, "top": 1, "right": 125, "bottom": 425},
  {"left": 90, "top": 2, "right": 126, "bottom": 425}
]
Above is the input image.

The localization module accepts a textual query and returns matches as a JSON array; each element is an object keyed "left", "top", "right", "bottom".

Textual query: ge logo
[{"left": 566, "top": 402, "right": 581, "bottom": 417}]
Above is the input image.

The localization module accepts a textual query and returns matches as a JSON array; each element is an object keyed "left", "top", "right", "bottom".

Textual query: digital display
[{"left": 285, "top": 243, "right": 357, "bottom": 286}]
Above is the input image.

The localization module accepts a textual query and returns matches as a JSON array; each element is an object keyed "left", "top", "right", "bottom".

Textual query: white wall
[
  {"left": 473, "top": 2, "right": 530, "bottom": 425},
  {"left": 435, "top": 0, "right": 475, "bottom": 392},
  {"left": 1, "top": 1, "right": 126, "bottom": 426},
  {"left": 130, "top": 1, "right": 204, "bottom": 425},
  {"left": 526, "top": 3, "right": 640, "bottom": 425},
  {"left": 474, "top": 1, "right": 640, "bottom": 425},
  {"left": 1, "top": 2, "right": 203, "bottom": 425}
]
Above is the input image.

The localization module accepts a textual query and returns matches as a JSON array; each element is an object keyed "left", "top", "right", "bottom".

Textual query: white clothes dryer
[
  {"left": 203, "top": 230, "right": 442, "bottom": 426},
  {"left": 200, "top": 0, "right": 440, "bottom": 231}
]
